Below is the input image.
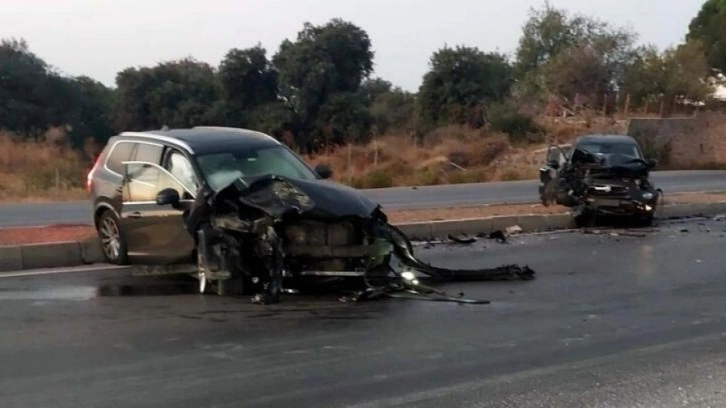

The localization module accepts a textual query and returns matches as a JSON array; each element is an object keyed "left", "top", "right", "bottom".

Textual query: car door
[
  {"left": 120, "top": 160, "right": 197, "bottom": 265},
  {"left": 539, "top": 145, "right": 569, "bottom": 205}
]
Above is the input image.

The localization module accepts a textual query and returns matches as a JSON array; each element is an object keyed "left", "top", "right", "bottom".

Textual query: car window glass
[
  {"left": 168, "top": 151, "right": 200, "bottom": 193},
  {"left": 124, "top": 163, "right": 189, "bottom": 202},
  {"left": 106, "top": 142, "right": 135, "bottom": 174},
  {"left": 134, "top": 143, "right": 163, "bottom": 164},
  {"left": 197, "top": 146, "right": 317, "bottom": 191}
]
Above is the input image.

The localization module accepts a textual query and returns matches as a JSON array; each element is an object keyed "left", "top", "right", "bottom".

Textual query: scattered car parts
[{"left": 185, "top": 174, "right": 535, "bottom": 304}]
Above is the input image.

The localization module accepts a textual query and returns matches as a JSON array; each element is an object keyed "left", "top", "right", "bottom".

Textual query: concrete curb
[{"left": 1, "top": 202, "right": 726, "bottom": 273}]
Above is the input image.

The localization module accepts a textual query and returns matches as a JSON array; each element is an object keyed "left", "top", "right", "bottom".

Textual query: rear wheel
[{"left": 97, "top": 210, "right": 128, "bottom": 265}]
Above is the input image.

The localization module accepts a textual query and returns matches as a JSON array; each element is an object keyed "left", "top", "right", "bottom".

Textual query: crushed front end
[
  {"left": 185, "top": 174, "right": 535, "bottom": 305},
  {"left": 567, "top": 163, "right": 660, "bottom": 226}
]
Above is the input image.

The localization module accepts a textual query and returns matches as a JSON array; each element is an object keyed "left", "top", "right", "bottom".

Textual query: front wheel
[{"left": 97, "top": 210, "right": 128, "bottom": 265}]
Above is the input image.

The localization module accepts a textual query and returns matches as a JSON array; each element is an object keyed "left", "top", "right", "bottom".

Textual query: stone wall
[{"left": 628, "top": 112, "right": 726, "bottom": 168}]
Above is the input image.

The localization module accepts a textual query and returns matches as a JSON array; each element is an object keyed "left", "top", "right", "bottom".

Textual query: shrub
[
  {"left": 351, "top": 169, "right": 394, "bottom": 189},
  {"left": 488, "top": 102, "right": 543, "bottom": 144}
]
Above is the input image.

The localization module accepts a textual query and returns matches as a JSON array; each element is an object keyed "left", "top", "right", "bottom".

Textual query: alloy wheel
[{"left": 99, "top": 217, "right": 121, "bottom": 261}]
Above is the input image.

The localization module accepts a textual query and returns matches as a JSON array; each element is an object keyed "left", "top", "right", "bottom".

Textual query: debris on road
[
  {"left": 505, "top": 225, "right": 523, "bottom": 235},
  {"left": 185, "top": 175, "right": 536, "bottom": 305},
  {"left": 580, "top": 227, "right": 656, "bottom": 238},
  {"left": 486, "top": 230, "right": 508, "bottom": 243},
  {"left": 448, "top": 234, "right": 477, "bottom": 244}
]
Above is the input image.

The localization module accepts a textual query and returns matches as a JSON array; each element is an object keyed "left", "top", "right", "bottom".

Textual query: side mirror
[
  {"left": 315, "top": 164, "right": 333, "bottom": 179},
  {"left": 647, "top": 158, "right": 658, "bottom": 169},
  {"left": 156, "top": 188, "right": 180, "bottom": 206}
]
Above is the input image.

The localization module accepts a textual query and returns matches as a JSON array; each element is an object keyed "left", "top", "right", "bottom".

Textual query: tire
[{"left": 96, "top": 210, "right": 128, "bottom": 265}]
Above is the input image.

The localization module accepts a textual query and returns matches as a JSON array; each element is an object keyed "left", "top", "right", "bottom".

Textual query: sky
[{"left": 1, "top": 0, "right": 707, "bottom": 92}]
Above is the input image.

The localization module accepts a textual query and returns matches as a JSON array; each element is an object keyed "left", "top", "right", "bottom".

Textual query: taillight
[{"left": 86, "top": 154, "right": 103, "bottom": 193}]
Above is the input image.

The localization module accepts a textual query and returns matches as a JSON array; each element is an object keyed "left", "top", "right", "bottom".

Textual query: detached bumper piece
[{"left": 337, "top": 224, "right": 536, "bottom": 305}]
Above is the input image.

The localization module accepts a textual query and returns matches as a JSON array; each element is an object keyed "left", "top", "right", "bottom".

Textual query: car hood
[
  {"left": 285, "top": 178, "right": 379, "bottom": 218},
  {"left": 217, "top": 175, "right": 380, "bottom": 220}
]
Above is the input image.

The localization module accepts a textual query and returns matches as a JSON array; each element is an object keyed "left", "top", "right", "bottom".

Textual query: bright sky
[{"left": 1, "top": 0, "right": 706, "bottom": 91}]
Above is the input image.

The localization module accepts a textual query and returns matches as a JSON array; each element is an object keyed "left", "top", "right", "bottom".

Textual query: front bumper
[{"left": 586, "top": 196, "right": 657, "bottom": 216}]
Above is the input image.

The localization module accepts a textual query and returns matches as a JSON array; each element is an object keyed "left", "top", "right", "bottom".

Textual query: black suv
[
  {"left": 538, "top": 134, "right": 660, "bottom": 226},
  {"left": 86, "top": 126, "right": 334, "bottom": 266}
]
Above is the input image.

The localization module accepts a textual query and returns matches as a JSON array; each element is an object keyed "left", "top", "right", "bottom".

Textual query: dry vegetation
[
  {"left": 0, "top": 128, "right": 94, "bottom": 201},
  {"left": 305, "top": 115, "right": 629, "bottom": 189}
]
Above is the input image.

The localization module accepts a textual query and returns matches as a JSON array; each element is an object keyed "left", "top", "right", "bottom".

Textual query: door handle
[{"left": 128, "top": 211, "right": 142, "bottom": 219}]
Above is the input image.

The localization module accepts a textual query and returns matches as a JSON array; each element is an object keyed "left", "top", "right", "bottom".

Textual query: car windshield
[
  {"left": 196, "top": 145, "right": 319, "bottom": 191},
  {"left": 577, "top": 141, "right": 643, "bottom": 159}
]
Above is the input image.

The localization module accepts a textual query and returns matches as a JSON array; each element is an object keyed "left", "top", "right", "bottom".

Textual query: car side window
[
  {"left": 124, "top": 163, "right": 190, "bottom": 203},
  {"left": 105, "top": 141, "right": 136, "bottom": 175},
  {"left": 167, "top": 151, "right": 200, "bottom": 194},
  {"left": 134, "top": 143, "right": 163, "bottom": 164}
]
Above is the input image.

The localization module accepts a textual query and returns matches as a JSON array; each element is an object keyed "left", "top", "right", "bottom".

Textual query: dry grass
[
  {"left": 305, "top": 127, "right": 515, "bottom": 188},
  {"left": 304, "top": 116, "right": 631, "bottom": 189},
  {"left": 0, "top": 128, "right": 94, "bottom": 201}
]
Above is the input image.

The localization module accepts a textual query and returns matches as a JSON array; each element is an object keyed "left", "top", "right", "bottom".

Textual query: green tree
[
  {"left": 272, "top": 18, "right": 374, "bottom": 150},
  {"left": 113, "top": 58, "right": 221, "bottom": 131},
  {"left": 622, "top": 40, "right": 713, "bottom": 109},
  {"left": 0, "top": 38, "right": 58, "bottom": 136},
  {"left": 218, "top": 45, "right": 278, "bottom": 126},
  {"left": 513, "top": 4, "right": 637, "bottom": 107},
  {"left": 0, "top": 38, "right": 114, "bottom": 146},
  {"left": 64, "top": 76, "right": 114, "bottom": 146},
  {"left": 687, "top": 0, "right": 726, "bottom": 72},
  {"left": 361, "top": 78, "right": 415, "bottom": 134},
  {"left": 417, "top": 45, "right": 513, "bottom": 130},
  {"left": 542, "top": 26, "right": 636, "bottom": 106}
]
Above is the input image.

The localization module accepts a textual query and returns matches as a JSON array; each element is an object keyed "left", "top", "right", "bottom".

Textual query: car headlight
[{"left": 642, "top": 192, "right": 654, "bottom": 200}]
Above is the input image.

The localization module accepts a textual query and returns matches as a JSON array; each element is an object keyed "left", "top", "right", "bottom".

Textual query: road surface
[
  {"left": 1, "top": 170, "right": 725, "bottom": 228},
  {"left": 1, "top": 218, "right": 726, "bottom": 407}
]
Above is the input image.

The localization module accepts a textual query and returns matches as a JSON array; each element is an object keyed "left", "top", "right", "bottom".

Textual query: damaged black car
[
  {"left": 88, "top": 127, "right": 534, "bottom": 305},
  {"left": 539, "top": 134, "right": 661, "bottom": 227}
]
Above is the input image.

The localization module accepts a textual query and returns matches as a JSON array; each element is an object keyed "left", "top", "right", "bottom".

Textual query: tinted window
[
  {"left": 105, "top": 141, "right": 135, "bottom": 175},
  {"left": 124, "top": 163, "right": 191, "bottom": 202},
  {"left": 134, "top": 143, "right": 163, "bottom": 164}
]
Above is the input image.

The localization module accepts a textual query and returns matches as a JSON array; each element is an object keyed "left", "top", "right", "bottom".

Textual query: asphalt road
[
  {"left": 1, "top": 170, "right": 725, "bottom": 228},
  {"left": 1, "top": 218, "right": 726, "bottom": 407}
]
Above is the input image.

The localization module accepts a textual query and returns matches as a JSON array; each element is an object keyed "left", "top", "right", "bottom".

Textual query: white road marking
[{"left": 0, "top": 264, "right": 129, "bottom": 279}]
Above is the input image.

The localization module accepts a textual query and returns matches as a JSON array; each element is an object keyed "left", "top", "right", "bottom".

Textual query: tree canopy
[
  {"left": 417, "top": 46, "right": 513, "bottom": 130},
  {"left": 0, "top": 9, "right": 721, "bottom": 152},
  {"left": 687, "top": 0, "right": 726, "bottom": 72}
]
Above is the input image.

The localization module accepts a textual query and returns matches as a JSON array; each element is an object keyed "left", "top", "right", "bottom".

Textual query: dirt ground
[
  {"left": 0, "top": 225, "right": 96, "bottom": 245},
  {"left": 0, "top": 192, "right": 725, "bottom": 246}
]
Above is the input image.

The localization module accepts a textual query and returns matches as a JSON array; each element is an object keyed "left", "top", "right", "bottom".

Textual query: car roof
[
  {"left": 574, "top": 134, "right": 638, "bottom": 145},
  {"left": 119, "top": 127, "right": 281, "bottom": 155}
]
